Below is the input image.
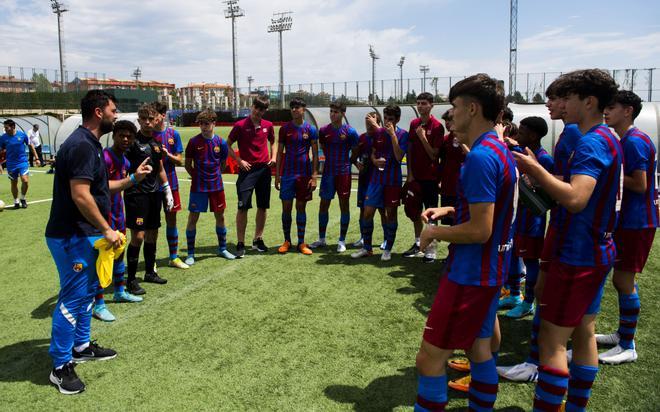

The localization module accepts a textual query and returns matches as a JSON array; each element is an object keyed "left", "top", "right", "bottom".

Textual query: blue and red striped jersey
[
  {"left": 103, "top": 148, "right": 130, "bottom": 232},
  {"left": 279, "top": 121, "right": 318, "bottom": 177},
  {"left": 548, "top": 123, "right": 581, "bottom": 229},
  {"left": 619, "top": 127, "right": 659, "bottom": 229},
  {"left": 185, "top": 134, "right": 228, "bottom": 193},
  {"left": 319, "top": 123, "right": 359, "bottom": 176},
  {"left": 356, "top": 131, "right": 376, "bottom": 180},
  {"left": 515, "top": 147, "right": 554, "bottom": 238},
  {"left": 369, "top": 126, "right": 409, "bottom": 186},
  {"left": 153, "top": 127, "right": 183, "bottom": 191},
  {"left": 557, "top": 124, "right": 622, "bottom": 267},
  {"left": 446, "top": 131, "right": 518, "bottom": 287}
]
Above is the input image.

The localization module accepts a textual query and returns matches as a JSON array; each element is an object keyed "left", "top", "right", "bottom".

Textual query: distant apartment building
[
  {"left": 177, "top": 83, "right": 233, "bottom": 110},
  {"left": 68, "top": 77, "right": 176, "bottom": 100},
  {"left": 0, "top": 76, "right": 36, "bottom": 93}
]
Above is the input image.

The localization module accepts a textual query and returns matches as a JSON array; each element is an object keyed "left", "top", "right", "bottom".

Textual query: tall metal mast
[
  {"left": 268, "top": 12, "right": 293, "bottom": 108},
  {"left": 224, "top": 0, "right": 244, "bottom": 116},
  {"left": 509, "top": 0, "right": 518, "bottom": 98},
  {"left": 51, "top": 1, "right": 68, "bottom": 92}
]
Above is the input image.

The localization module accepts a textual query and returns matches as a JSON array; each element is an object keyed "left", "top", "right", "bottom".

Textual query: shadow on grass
[
  {"left": 0, "top": 338, "right": 52, "bottom": 386},
  {"left": 31, "top": 295, "right": 58, "bottom": 319},
  {"left": 324, "top": 366, "right": 525, "bottom": 411}
]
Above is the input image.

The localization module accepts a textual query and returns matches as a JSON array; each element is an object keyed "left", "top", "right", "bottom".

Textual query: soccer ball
[{"left": 0, "top": 200, "right": 4, "bottom": 212}]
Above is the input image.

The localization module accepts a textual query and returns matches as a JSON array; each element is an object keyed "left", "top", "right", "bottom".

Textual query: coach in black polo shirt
[{"left": 45, "top": 90, "right": 151, "bottom": 395}]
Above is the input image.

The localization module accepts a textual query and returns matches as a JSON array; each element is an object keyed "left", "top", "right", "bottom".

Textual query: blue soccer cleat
[
  {"left": 92, "top": 304, "right": 116, "bottom": 322},
  {"left": 184, "top": 256, "right": 195, "bottom": 266},
  {"left": 218, "top": 249, "right": 236, "bottom": 260},
  {"left": 498, "top": 294, "right": 522, "bottom": 310},
  {"left": 505, "top": 301, "right": 534, "bottom": 318},
  {"left": 113, "top": 291, "right": 143, "bottom": 303}
]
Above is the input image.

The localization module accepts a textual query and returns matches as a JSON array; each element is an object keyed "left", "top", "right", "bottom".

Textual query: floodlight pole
[
  {"left": 369, "top": 45, "right": 379, "bottom": 105},
  {"left": 51, "top": 1, "right": 68, "bottom": 93},
  {"left": 224, "top": 0, "right": 244, "bottom": 117},
  {"left": 420, "top": 65, "right": 429, "bottom": 93},
  {"left": 247, "top": 75, "right": 253, "bottom": 94},
  {"left": 509, "top": 0, "right": 518, "bottom": 98},
  {"left": 268, "top": 12, "right": 293, "bottom": 109},
  {"left": 397, "top": 56, "right": 405, "bottom": 101},
  {"left": 132, "top": 67, "right": 142, "bottom": 88}
]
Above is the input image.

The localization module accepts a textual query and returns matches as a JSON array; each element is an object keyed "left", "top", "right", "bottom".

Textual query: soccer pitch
[{"left": 0, "top": 169, "right": 659, "bottom": 411}]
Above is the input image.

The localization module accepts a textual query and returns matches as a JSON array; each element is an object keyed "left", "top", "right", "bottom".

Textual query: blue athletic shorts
[{"left": 7, "top": 163, "right": 29, "bottom": 180}]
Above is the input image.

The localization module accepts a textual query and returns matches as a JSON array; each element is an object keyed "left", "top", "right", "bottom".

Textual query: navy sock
[
  {"left": 318, "top": 212, "right": 329, "bottom": 240},
  {"left": 360, "top": 218, "right": 374, "bottom": 251},
  {"left": 339, "top": 213, "right": 350, "bottom": 241},
  {"left": 415, "top": 374, "right": 447, "bottom": 411},
  {"left": 166, "top": 226, "right": 179, "bottom": 260},
  {"left": 282, "top": 213, "right": 292, "bottom": 242},
  {"left": 617, "top": 291, "right": 640, "bottom": 350},
  {"left": 296, "top": 212, "right": 307, "bottom": 245},
  {"left": 143, "top": 242, "right": 157, "bottom": 274},
  {"left": 524, "top": 258, "right": 540, "bottom": 303},
  {"left": 126, "top": 244, "right": 140, "bottom": 283},
  {"left": 186, "top": 229, "right": 197, "bottom": 257},
  {"left": 216, "top": 226, "right": 227, "bottom": 251}
]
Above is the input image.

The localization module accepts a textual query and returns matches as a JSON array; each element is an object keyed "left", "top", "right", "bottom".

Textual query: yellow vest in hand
[{"left": 94, "top": 232, "right": 127, "bottom": 288}]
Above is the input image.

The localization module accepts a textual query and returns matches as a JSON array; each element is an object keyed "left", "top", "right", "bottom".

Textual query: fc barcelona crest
[
  {"left": 303, "top": 133, "right": 309, "bottom": 140},
  {"left": 340, "top": 134, "right": 347, "bottom": 140},
  {"left": 214, "top": 146, "right": 221, "bottom": 153},
  {"left": 136, "top": 217, "right": 144, "bottom": 226},
  {"left": 168, "top": 138, "right": 175, "bottom": 145},
  {"left": 73, "top": 263, "right": 83, "bottom": 272},
  {"left": 153, "top": 146, "right": 161, "bottom": 153}
]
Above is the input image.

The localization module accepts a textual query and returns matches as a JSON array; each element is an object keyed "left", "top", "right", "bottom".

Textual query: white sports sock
[
  {"left": 415, "top": 237, "right": 420, "bottom": 246},
  {"left": 20, "top": 194, "right": 25, "bottom": 200},
  {"left": 14, "top": 198, "right": 19, "bottom": 203},
  {"left": 74, "top": 342, "right": 90, "bottom": 353}
]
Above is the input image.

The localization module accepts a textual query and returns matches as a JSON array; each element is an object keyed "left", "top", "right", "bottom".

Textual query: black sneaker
[
  {"left": 252, "top": 238, "right": 268, "bottom": 252},
  {"left": 13, "top": 201, "right": 20, "bottom": 209},
  {"left": 235, "top": 242, "right": 246, "bottom": 258},
  {"left": 402, "top": 243, "right": 423, "bottom": 258},
  {"left": 72, "top": 340, "right": 117, "bottom": 363},
  {"left": 20, "top": 199, "right": 27, "bottom": 208},
  {"left": 127, "top": 279, "right": 146, "bottom": 295},
  {"left": 144, "top": 272, "right": 167, "bottom": 284},
  {"left": 50, "top": 362, "right": 85, "bottom": 395},
  {"left": 422, "top": 255, "right": 436, "bottom": 264}
]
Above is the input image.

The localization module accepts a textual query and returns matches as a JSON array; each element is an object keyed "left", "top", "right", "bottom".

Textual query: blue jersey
[
  {"left": 515, "top": 147, "right": 554, "bottom": 237},
  {"left": 558, "top": 124, "right": 622, "bottom": 267},
  {"left": 153, "top": 128, "right": 183, "bottom": 191},
  {"left": 185, "top": 134, "right": 228, "bottom": 193},
  {"left": 548, "top": 123, "right": 581, "bottom": 229},
  {"left": 319, "top": 123, "right": 359, "bottom": 176},
  {"left": 370, "top": 127, "right": 409, "bottom": 186},
  {"left": 0, "top": 131, "right": 29, "bottom": 169},
  {"left": 279, "top": 121, "right": 318, "bottom": 177},
  {"left": 103, "top": 148, "right": 129, "bottom": 232},
  {"left": 446, "top": 131, "right": 518, "bottom": 287},
  {"left": 619, "top": 127, "right": 659, "bottom": 229}
]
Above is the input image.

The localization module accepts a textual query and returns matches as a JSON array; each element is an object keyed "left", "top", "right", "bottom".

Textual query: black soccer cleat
[
  {"left": 144, "top": 272, "right": 167, "bottom": 284},
  {"left": 235, "top": 242, "right": 246, "bottom": 258},
  {"left": 127, "top": 279, "right": 146, "bottom": 295},
  {"left": 402, "top": 243, "right": 423, "bottom": 258},
  {"left": 50, "top": 362, "right": 85, "bottom": 395},
  {"left": 72, "top": 340, "right": 117, "bottom": 363},
  {"left": 20, "top": 199, "right": 27, "bottom": 208},
  {"left": 252, "top": 238, "right": 268, "bottom": 253}
]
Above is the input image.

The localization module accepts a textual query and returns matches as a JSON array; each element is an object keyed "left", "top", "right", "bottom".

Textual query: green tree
[
  {"left": 32, "top": 73, "right": 52, "bottom": 93},
  {"left": 532, "top": 93, "right": 545, "bottom": 103}
]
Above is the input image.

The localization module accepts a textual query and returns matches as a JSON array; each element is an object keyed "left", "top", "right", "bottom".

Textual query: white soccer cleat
[
  {"left": 352, "top": 238, "right": 364, "bottom": 248},
  {"left": 496, "top": 362, "right": 539, "bottom": 382},
  {"left": 336, "top": 241, "right": 347, "bottom": 253},
  {"left": 309, "top": 239, "right": 327, "bottom": 249},
  {"left": 595, "top": 332, "right": 620, "bottom": 346},
  {"left": 599, "top": 345, "right": 638, "bottom": 365},
  {"left": 351, "top": 248, "right": 373, "bottom": 258},
  {"left": 379, "top": 240, "right": 387, "bottom": 250},
  {"left": 381, "top": 250, "right": 392, "bottom": 261}
]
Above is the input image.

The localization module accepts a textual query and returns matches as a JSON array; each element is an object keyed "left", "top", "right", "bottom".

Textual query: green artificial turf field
[{"left": 0, "top": 168, "right": 658, "bottom": 411}]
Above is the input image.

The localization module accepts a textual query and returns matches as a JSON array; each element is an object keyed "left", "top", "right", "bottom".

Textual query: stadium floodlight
[
  {"left": 420, "top": 65, "right": 430, "bottom": 93},
  {"left": 268, "top": 11, "right": 293, "bottom": 109},
  {"left": 224, "top": 0, "right": 244, "bottom": 117},
  {"left": 369, "top": 45, "right": 380, "bottom": 105},
  {"left": 397, "top": 56, "right": 405, "bottom": 100},
  {"left": 132, "top": 67, "right": 142, "bottom": 87},
  {"left": 247, "top": 75, "right": 254, "bottom": 93},
  {"left": 51, "top": 0, "right": 68, "bottom": 93}
]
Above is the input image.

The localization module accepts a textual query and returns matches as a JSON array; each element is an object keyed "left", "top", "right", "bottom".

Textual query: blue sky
[{"left": 0, "top": 0, "right": 658, "bottom": 90}]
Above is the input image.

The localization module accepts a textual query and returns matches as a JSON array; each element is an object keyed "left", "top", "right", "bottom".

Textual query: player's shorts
[
  {"left": 423, "top": 275, "right": 500, "bottom": 350},
  {"left": 539, "top": 260, "right": 611, "bottom": 327},
  {"left": 236, "top": 165, "right": 271, "bottom": 210},
  {"left": 364, "top": 183, "right": 401, "bottom": 208},
  {"left": 279, "top": 175, "right": 313, "bottom": 202},
  {"left": 189, "top": 190, "right": 226, "bottom": 213},
  {"left": 320, "top": 174, "right": 351, "bottom": 200},
  {"left": 440, "top": 194, "right": 457, "bottom": 226},
  {"left": 418, "top": 179, "right": 439, "bottom": 209},
  {"left": 357, "top": 173, "right": 370, "bottom": 208},
  {"left": 514, "top": 234, "right": 545, "bottom": 259},
  {"left": 7, "top": 163, "right": 29, "bottom": 180},
  {"left": 164, "top": 189, "right": 182, "bottom": 213},
  {"left": 125, "top": 192, "right": 162, "bottom": 231},
  {"left": 540, "top": 225, "right": 559, "bottom": 272},
  {"left": 614, "top": 227, "right": 656, "bottom": 273}
]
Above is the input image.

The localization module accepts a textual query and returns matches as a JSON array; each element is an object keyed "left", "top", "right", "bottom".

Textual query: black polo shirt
[
  {"left": 124, "top": 132, "right": 163, "bottom": 195},
  {"left": 45, "top": 126, "right": 110, "bottom": 238}
]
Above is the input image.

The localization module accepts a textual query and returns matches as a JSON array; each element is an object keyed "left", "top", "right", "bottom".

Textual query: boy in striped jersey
[
  {"left": 310, "top": 101, "right": 359, "bottom": 252},
  {"left": 152, "top": 102, "right": 189, "bottom": 270},
  {"left": 184, "top": 109, "right": 234, "bottom": 264},
  {"left": 514, "top": 69, "right": 620, "bottom": 412},
  {"left": 597, "top": 90, "right": 658, "bottom": 364},
  {"left": 275, "top": 98, "right": 319, "bottom": 255},
  {"left": 414, "top": 74, "right": 516, "bottom": 412},
  {"left": 93, "top": 120, "right": 145, "bottom": 322},
  {"left": 351, "top": 106, "right": 407, "bottom": 260}
]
